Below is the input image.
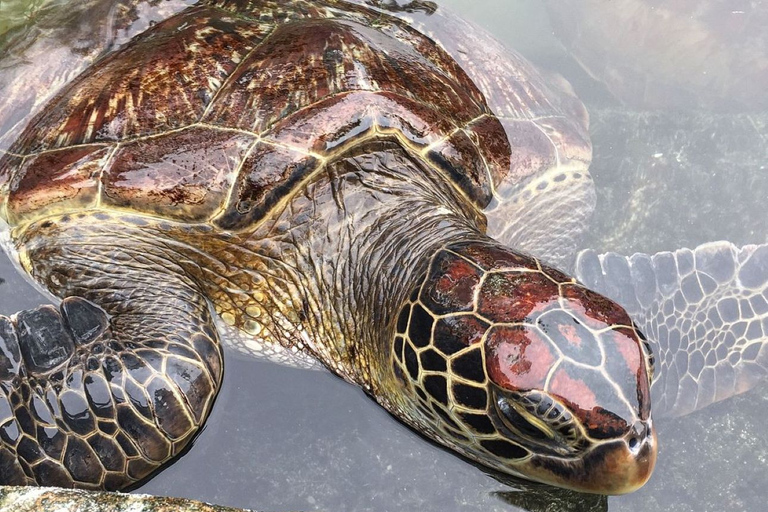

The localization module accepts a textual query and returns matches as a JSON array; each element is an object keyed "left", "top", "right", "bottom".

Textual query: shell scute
[
  {"left": 463, "top": 116, "right": 513, "bottom": 189},
  {"left": 261, "top": 91, "right": 450, "bottom": 154},
  {"left": 102, "top": 127, "right": 256, "bottom": 222},
  {"left": 202, "top": 14, "right": 485, "bottom": 133},
  {"left": 209, "top": 0, "right": 323, "bottom": 19},
  {"left": 214, "top": 142, "right": 320, "bottom": 230},
  {"left": 18, "top": 7, "right": 267, "bottom": 155},
  {"left": 7, "top": 146, "right": 108, "bottom": 224},
  {"left": 201, "top": 17, "right": 380, "bottom": 133},
  {"left": 426, "top": 129, "right": 493, "bottom": 206},
  {"left": 496, "top": 118, "right": 561, "bottom": 193}
]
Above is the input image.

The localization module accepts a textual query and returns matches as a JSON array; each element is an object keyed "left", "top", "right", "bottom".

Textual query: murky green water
[
  {"left": 0, "top": 0, "right": 43, "bottom": 36},
  {"left": 0, "top": 1, "right": 766, "bottom": 511}
]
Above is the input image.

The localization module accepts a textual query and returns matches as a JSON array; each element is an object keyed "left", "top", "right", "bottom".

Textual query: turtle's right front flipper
[
  {"left": 0, "top": 220, "right": 222, "bottom": 490},
  {"left": 576, "top": 241, "right": 768, "bottom": 418}
]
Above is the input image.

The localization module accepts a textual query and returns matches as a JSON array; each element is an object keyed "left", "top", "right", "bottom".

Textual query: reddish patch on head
[
  {"left": 561, "top": 284, "right": 634, "bottom": 329},
  {"left": 612, "top": 328, "right": 643, "bottom": 375},
  {"left": 485, "top": 325, "right": 558, "bottom": 391},
  {"left": 421, "top": 251, "right": 483, "bottom": 315},
  {"left": 536, "top": 309, "right": 603, "bottom": 366},
  {"left": 559, "top": 324, "right": 580, "bottom": 347},
  {"left": 477, "top": 271, "right": 560, "bottom": 323},
  {"left": 550, "top": 367, "right": 631, "bottom": 440},
  {"left": 550, "top": 369, "right": 598, "bottom": 411}
]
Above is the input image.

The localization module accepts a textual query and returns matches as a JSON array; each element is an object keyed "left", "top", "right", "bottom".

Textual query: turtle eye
[
  {"left": 636, "top": 326, "right": 655, "bottom": 384},
  {"left": 495, "top": 395, "right": 550, "bottom": 442},
  {"left": 517, "top": 391, "right": 581, "bottom": 445}
]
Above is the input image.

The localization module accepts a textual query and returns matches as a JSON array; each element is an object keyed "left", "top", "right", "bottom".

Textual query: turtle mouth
[
  {"left": 524, "top": 421, "right": 658, "bottom": 495},
  {"left": 490, "top": 387, "right": 657, "bottom": 494}
]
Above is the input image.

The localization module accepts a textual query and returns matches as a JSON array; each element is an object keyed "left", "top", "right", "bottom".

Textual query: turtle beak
[
  {"left": 579, "top": 420, "right": 658, "bottom": 495},
  {"left": 523, "top": 420, "right": 657, "bottom": 495},
  {"left": 587, "top": 420, "right": 657, "bottom": 495}
]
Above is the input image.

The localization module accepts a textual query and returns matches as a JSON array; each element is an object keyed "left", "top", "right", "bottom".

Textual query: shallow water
[
  {"left": 0, "top": 1, "right": 767, "bottom": 511},
  {"left": 0, "top": 0, "right": 45, "bottom": 36}
]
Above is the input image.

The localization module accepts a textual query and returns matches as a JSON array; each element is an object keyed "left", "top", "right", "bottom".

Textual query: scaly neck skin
[
  {"left": 138, "top": 143, "right": 488, "bottom": 389},
  {"left": 331, "top": 170, "right": 486, "bottom": 393},
  {"left": 231, "top": 144, "right": 488, "bottom": 391}
]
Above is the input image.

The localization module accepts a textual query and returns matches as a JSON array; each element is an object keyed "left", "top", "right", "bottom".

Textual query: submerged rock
[{"left": 0, "top": 486, "right": 252, "bottom": 512}]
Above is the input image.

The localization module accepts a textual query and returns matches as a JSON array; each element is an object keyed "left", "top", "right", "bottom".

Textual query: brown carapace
[{"left": 389, "top": 241, "right": 656, "bottom": 494}]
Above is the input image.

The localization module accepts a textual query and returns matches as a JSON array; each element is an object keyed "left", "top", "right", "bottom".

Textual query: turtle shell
[
  {"left": 0, "top": 0, "right": 196, "bottom": 155},
  {"left": 0, "top": 0, "right": 589, "bottom": 232}
]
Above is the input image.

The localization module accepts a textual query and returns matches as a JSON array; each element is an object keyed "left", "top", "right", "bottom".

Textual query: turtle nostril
[{"left": 628, "top": 420, "right": 650, "bottom": 453}]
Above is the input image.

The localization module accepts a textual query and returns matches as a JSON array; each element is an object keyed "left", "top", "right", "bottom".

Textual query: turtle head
[{"left": 386, "top": 241, "right": 656, "bottom": 494}]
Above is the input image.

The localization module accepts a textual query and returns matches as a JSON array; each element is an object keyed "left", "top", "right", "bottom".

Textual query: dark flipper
[
  {"left": 576, "top": 241, "right": 768, "bottom": 418},
  {"left": 0, "top": 221, "right": 222, "bottom": 489}
]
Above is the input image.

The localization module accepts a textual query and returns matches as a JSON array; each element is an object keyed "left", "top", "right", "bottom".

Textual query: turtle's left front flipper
[
  {"left": 576, "top": 241, "right": 768, "bottom": 418},
  {"left": 0, "top": 219, "right": 223, "bottom": 489}
]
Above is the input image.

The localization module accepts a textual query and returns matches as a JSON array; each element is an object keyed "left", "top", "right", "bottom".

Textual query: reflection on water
[{"left": 0, "top": 1, "right": 766, "bottom": 511}]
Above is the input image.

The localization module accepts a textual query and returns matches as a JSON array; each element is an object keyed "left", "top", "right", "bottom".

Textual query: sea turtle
[{"left": 0, "top": 0, "right": 765, "bottom": 501}]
